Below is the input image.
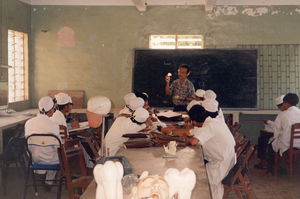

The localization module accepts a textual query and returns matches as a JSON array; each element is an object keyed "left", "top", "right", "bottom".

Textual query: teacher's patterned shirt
[{"left": 170, "top": 78, "right": 195, "bottom": 105}]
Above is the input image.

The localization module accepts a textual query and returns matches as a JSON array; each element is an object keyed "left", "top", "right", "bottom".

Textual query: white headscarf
[
  {"left": 204, "top": 90, "right": 217, "bottom": 100},
  {"left": 38, "top": 96, "right": 54, "bottom": 113},
  {"left": 202, "top": 99, "right": 219, "bottom": 113}
]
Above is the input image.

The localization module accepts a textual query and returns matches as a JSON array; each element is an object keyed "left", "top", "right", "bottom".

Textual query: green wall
[
  {"left": 30, "top": 5, "right": 300, "bottom": 108},
  {"left": 1, "top": 0, "right": 31, "bottom": 111}
]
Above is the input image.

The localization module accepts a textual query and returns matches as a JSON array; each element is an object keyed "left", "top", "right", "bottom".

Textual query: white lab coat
[
  {"left": 190, "top": 117, "right": 236, "bottom": 199},
  {"left": 119, "top": 106, "right": 132, "bottom": 115},
  {"left": 105, "top": 117, "right": 146, "bottom": 156},
  {"left": 25, "top": 114, "right": 61, "bottom": 184},
  {"left": 217, "top": 108, "right": 225, "bottom": 122},
  {"left": 272, "top": 106, "right": 300, "bottom": 156},
  {"left": 51, "top": 110, "right": 67, "bottom": 127}
]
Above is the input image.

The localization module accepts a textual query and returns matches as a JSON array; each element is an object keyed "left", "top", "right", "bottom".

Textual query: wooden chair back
[
  {"left": 58, "top": 139, "right": 92, "bottom": 199},
  {"left": 59, "top": 125, "right": 68, "bottom": 141},
  {"left": 274, "top": 123, "right": 300, "bottom": 176},
  {"left": 222, "top": 144, "right": 256, "bottom": 199},
  {"left": 235, "top": 139, "right": 249, "bottom": 159}
]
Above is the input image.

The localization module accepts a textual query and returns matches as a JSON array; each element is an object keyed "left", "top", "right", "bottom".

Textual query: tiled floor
[{"left": 1, "top": 155, "right": 300, "bottom": 199}]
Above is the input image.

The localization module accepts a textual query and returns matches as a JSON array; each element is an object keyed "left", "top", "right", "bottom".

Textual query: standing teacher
[{"left": 165, "top": 64, "right": 195, "bottom": 111}]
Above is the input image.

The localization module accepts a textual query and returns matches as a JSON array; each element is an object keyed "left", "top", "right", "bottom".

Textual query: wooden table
[
  {"left": 80, "top": 146, "right": 211, "bottom": 199},
  {"left": 0, "top": 109, "right": 38, "bottom": 153}
]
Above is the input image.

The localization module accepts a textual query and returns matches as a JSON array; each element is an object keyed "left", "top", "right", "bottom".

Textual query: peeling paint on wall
[
  {"left": 57, "top": 27, "right": 75, "bottom": 47},
  {"left": 241, "top": 7, "right": 269, "bottom": 16},
  {"left": 208, "top": 6, "right": 300, "bottom": 18}
]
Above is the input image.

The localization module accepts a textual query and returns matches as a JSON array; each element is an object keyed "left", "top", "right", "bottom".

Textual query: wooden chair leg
[
  {"left": 222, "top": 187, "right": 230, "bottom": 199},
  {"left": 274, "top": 152, "right": 279, "bottom": 176},
  {"left": 289, "top": 153, "right": 293, "bottom": 177},
  {"left": 234, "top": 190, "right": 243, "bottom": 199}
]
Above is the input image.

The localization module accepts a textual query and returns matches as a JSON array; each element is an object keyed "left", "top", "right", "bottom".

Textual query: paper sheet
[{"left": 156, "top": 110, "right": 181, "bottom": 118}]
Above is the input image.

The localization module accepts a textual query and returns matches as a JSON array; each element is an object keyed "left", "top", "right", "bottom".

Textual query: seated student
[
  {"left": 203, "top": 89, "right": 225, "bottom": 121},
  {"left": 186, "top": 103, "right": 236, "bottom": 199},
  {"left": 135, "top": 91, "right": 167, "bottom": 128},
  {"left": 255, "top": 95, "right": 285, "bottom": 169},
  {"left": 105, "top": 107, "right": 150, "bottom": 156},
  {"left": 65, "top": 96, "right": 76, "bottom": 129},
  {"left": 186, "top": 89, "right": 205, "bottom": 112},
  {"left": 267, "top": 93, "right": 300, "bottom": 173},
  {"left": 25, "top": 96, "right": 60, "bottom": 189},
  {"left": 118, "top": 97, "right": 144, "bottom": 118},
  {"left": 119, "top": 92, "right": 136, "bottom": 116},
  {"left": 51, "top": 92, "right": 71, "bottom": 129}
]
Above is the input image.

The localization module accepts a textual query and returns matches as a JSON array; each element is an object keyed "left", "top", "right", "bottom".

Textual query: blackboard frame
[{"left": 133, "top": 49, "right": 259, "bottom": 110}]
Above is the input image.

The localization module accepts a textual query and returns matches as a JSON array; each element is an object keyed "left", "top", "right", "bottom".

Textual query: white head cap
[
  {"left": 124, "top": 93, "right": 136, "bottom": 105},
  {"left": 87, "top": 96, "right": 111, "bottom": 115},
  {"left": 68, "top": 96, "right": 73, "bottom": 104},
  {"left": 195, "top": 89, "right": 205, "bottom": 98},
  {"left": 204, "top": 90, "right": 217, "bottom": 100},
  {"left": 55, "top": 92, "right": 70, "bottom": 105},
  {"left": 38, "top": 96, "right": 54, "bottom": 113},
  {"left": 275, "top": 95, "right": 285, "bottom": 105},
  {"left": 132, "top": 107, "right": 149, "bottom": 123},
  {"left": 129, "top": 97, "right": 145, "bottom": 111},
  {"left": 202, "top": 99, "right": 219, "bottom": 112}
]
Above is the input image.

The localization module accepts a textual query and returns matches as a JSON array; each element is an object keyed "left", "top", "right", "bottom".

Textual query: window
[
  {"left": 8, "top": 30, "right": 29, "bottom": 103},
  {"left": 149, "top": 35, "right": 203, "bottom": 49}
]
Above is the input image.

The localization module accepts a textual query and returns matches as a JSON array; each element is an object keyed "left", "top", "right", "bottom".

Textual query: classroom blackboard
[{"left": 133, "top": 49, "right": 258, "bottom": 109}]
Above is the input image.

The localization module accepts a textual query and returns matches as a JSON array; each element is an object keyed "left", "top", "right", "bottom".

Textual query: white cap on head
[
  {"left": 87, "top": 96, "right": 111, "bottom": 115},
  {"left": 202, "top": 99, "right": 219, "bottom": 112},
  {"left": 204, "top": 90, "right": 217, "bottom": 100},
  {"left": 38, "top": 96, "right": 54, "bottom": 113},
  {"left": 195, "top": 89, "right": 205, "bottom": 98},
  {"left": 68, "top": 96, "right": 73, "bottom": 104},
  {"left": 275, "top": 95, "right": 285, "bottom": 105},
  {"left": 132, "top": 107, "right": 149, "bottom": 123},
  {"left": 129, "top": 97, "right": 144, "bottom": 111},
  {"left": 124, "top": 93, "right": 136, "bottom": 105},
  {"left": 55, "top": 92, "right": 70, "bottom": 105}
]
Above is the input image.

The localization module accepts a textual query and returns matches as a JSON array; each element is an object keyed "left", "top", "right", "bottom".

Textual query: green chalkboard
[{"left": 133, "top": 49, "right": 258, "bottom": 109}]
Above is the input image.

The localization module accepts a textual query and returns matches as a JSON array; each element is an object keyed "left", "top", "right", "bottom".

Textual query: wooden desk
[
  {"left": 0, "top": 109, "right": 38, "bottom": 153},
  {"left": 80, "top": 146, "right": 211, "bottom": 199}
]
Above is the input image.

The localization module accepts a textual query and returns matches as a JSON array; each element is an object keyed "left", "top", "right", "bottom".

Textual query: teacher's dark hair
[{"left": 179, "top": 64, "right": 190, "bottom": 73}]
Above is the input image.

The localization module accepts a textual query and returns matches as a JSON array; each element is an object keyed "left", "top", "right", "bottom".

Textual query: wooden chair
[
  {"left": 78, "top": 134, "right": 101, "bottom": 165},
  {"left": 222, "top": 144, "right": 256, "bottom": 199},
  {"left": 274, "top": 123, "right": 300, "bottom": 176},
  {"left": 235, "top": 139, "right": 249, "bottom": 159},
  {"left": 58, "top": 139, "right": 92, "bottom": 199},
  {"left": 59, "top": 125, "right": 68, "bottom": 141}
]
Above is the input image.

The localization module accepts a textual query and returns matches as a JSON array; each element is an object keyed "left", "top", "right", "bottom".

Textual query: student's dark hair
[
  {"left": 179, "top": 64, "right": 190, "bottom": 73},
  {"left": 135, "top": 91, "right": 148, "bottom": 102},
  {"left": 188, "top": 105, "right": 208, "bottom": 123},
  {"left": 57, "top": 104, "right": 69, "bottom": 111},
  {"left": 283, "top": 93, "right": 299, "bottom": 106}
]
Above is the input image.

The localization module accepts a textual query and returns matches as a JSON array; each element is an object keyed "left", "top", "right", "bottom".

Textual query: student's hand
[
  {"left": 165, "top": 75, "right": 171, "bottom": 83},
  {"left": 187, "top": 137, "right": 199, "bottom": 145},
  {"left": 263, "top": 120, "right": 269, "bottom": 124}
]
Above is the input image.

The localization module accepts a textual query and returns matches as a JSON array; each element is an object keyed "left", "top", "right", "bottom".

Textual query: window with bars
[
  {"left": 8, "top": 30, "right": 29, "bottom": 103},
  {"left": 149, "top": 35, "right": 204, "bottom": 49}
]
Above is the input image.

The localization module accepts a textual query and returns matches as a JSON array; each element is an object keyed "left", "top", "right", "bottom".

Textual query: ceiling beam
[{"left": 19, "top": 0, "right": 300, "bottom": 6}]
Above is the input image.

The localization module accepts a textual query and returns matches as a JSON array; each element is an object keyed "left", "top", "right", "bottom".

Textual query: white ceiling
[{"left": 19, "top": 0, "right": 300, "bottom": 6}]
